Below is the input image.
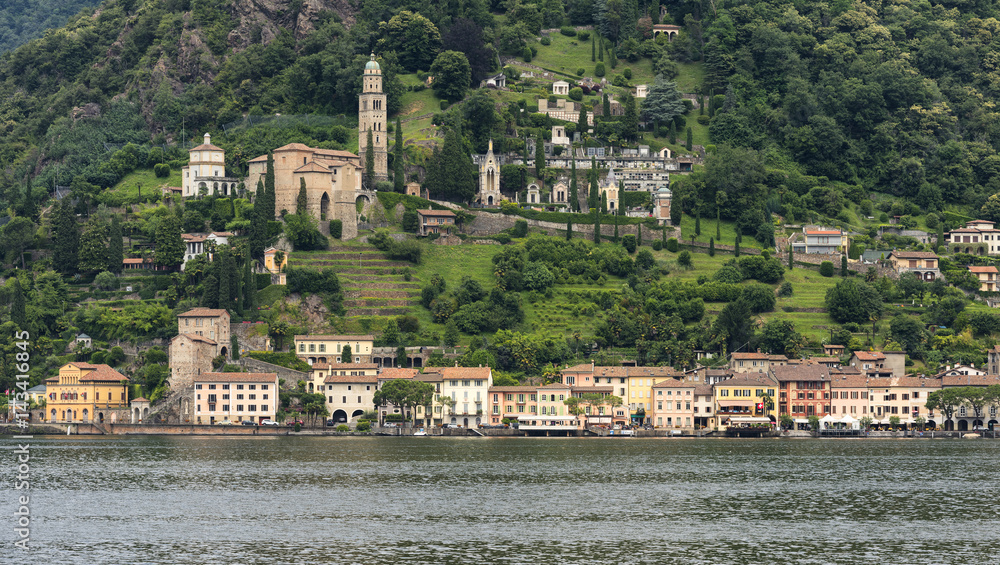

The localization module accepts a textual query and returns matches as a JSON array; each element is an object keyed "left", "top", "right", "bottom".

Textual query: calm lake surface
[{"left": 3, "top": 436, "right": 1000, "bottom": 564}]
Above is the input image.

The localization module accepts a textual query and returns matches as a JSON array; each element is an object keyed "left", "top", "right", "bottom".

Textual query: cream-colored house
[
  {"left": 322, "top": 373, "right": 378, "bottom": 423},
  {"left": 968, "top": 265, "right": 999, "bottom": 292},
  {"left": 650, "top": 379, "right": 696, "bottom": 429},
  {"left": 887, "top": 251, "right": 940, "bottom": 281}
]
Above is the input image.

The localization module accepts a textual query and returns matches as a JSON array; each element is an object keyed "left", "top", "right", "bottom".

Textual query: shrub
[
  {"left": 569, "top": 87, "right": 583, "bottom": 101},
  {"left": 623, "top": 68, "right": 632, "bottom": 79},
  {"left": 560, "top": 26, "right": 577, "bottom": 36},
  {"left": 697, "top": 114, "right": 710, "bottom": 125},
  {"left": 820, "top": 261, "right": 835, "bottom": 277},
  {"left": 621, "top": 234, "right": 637, "bottom": 253},
  {"left": 94, "top": 271, "right": 118, "bottom": 291},
  {"left": 356, "top": 421, "right": 371, "bottom": 432},
  {"left": 440, "top": 100, "right": 450, "bottom": 110},
  {"left": 666, "top": 238, "right": 679, "bottom": 252},
  {"left": 495, "top": 233, "right": 512, "bottom": 244},
  {"left": 512, "top": 219, "right": 528, "bottom": 238},
  {"left": 577, "top": 30, "right": 591, "bottom": 41},
  {"left": 330, "top": 219, "right": 343, "bottom": 239},
  {"left": 576, "top": 68, "right": 586, "bottom": 76},
  {"left": 153, "top": 163, "right": 170, "bottom": 178},
  {"left": 678, "top": 250, "right": 692, "bottom": 268},
  {"left": 523, "top": 46, "right": 533, "bottom": 62},
  {"left": 778, "top": 281, "right": 794, "bottom": 297},
  {"left": 540, "top": 36, "right": 551, "bottom": 46},
  {"left": 652, "top": 240, "right": 662, "bottom": 251},
  {"left": 336, "top": 424, "right": 350, "bottom": 432},
  {"left": 594, "top": 62, "right": 605, "bottom": 77}
]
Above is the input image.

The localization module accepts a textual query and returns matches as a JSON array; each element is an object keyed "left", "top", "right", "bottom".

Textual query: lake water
[{"left": 3, "top": 436, "right": 1000, "bottom": 564}]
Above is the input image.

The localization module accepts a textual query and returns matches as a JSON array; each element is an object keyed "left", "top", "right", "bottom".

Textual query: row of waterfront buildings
[{"left": 27, "top": 306, "right": 1000, "bottom": 433}]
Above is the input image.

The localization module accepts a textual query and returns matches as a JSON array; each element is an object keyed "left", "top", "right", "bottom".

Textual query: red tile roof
[
  {"left": 70, "top": 364, "right": 129, "bottom": 383},
  {"left": 294, "top": 334, "right": 375, "bottom": 341},
  {"left": 771, "top": 364, "right": 832, "bottom": 382},
  {"left": 853, "top": 351, "right": 886, "bottom": 361},
  {"left": 732, "top": 352, "right": 770, "bottom": 360},
  {"left": 889, "top": 251, "right": 939, "bottom": 259},
  {"left": 436, "top": 366, "right": 491, "bottom": 380},
  {"left": 417, "top": 209, "right": 457, "bottom": 218},
  {"left": 805, "top": 230, "right": 842, "bottom": 235},
  {"left": 172, "top": 333, "right": 218, "bottom": 345},
  {"left": 379, "top": 368, "right": 418, "bottom": 380},
  {"left": 313, "top": 363, "right": 378, "bottom": 371},
  {"left": 941, "top": 375, "right": 1000, "bottom": 387},
  {"left": 489, "top": 386, "right": 538, "bottom": 392},
  {"left": 968, "top": 266, "right": 999, "bottom": 273},
  {"left": 324, "top": 374, "right": 379, "bottom": 384}
]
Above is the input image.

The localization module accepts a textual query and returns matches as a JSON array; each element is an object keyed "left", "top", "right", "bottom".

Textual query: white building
[
  {"left": 552, "top": 80, "right": 570, "bottom": 96},
  {"left": 181, "top": 231, "right": 233, "bottom": 271},
  {"left": 182, "top": 133, "right": 240, "bottom": 198},
  {"left": 435, "top": 366, "right": 493, "bottom": 428}
]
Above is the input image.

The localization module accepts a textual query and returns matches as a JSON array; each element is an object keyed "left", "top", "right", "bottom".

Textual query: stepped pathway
[{"left": 290, "top": 247, "right": 422, "bottom": 317}]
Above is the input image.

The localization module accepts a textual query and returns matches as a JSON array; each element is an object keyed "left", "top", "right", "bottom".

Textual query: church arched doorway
[{"left": 320, "top": 192, "right": 330, "bottom": 219}]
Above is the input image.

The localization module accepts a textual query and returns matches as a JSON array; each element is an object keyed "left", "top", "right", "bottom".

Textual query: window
[
  {"left": 249, "top": 385, "right": 256, "bottom": 390},
  {"left": 237, "top": 385, "right": 244, "bottom": 390},
  {"left": 237, "top": 394, "right": 244, "bottom": 400},
  {"left": 237, "top": 405, "right": 244, "bottom": 411},
  {"left": 196, "top": 384, "right": 202, "bottom": 390},
  {"left": 209, "top": 384, "right": 216, "bottom": 390},
  {"left": 249, "top": 405, "right": 256, "bottom": 412},
  {"left": 299, "top": 344, "right": 305, "bottom": 352},
  {"left": 263, "top": 394, "right": 268, "bottom": 400}
]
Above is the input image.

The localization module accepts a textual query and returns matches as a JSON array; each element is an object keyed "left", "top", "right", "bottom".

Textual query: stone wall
[
  {"left": 467, "top": 212, "right": 680, "bottom": 243},
  {"left": 238, "top": 357, "right": 309, "bottom": 386},
  {"left": 231, "top": 322, "right": 270, "bottom": 353}
]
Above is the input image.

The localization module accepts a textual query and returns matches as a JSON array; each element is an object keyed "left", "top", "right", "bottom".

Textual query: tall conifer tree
[
  {"left": 108, "top": 215, "right": 123, "bottom": 273},
  {"left": 365, "top": 129, "right": 376, "bottom": 190},
  {"left": 51, "top": 199, "right": 79, "bottom": 274},
  {"left": 297, "top": 177, "right": 308, "bottom": 215},
  {"left": 570, "top": 156, "right": 579, "bottom": 211},
  {"left": 264, "top": 152, "right": 276, "bottom": 220},
  {"left": 535, "top": 131, "right": 546, "bottom": 179}
]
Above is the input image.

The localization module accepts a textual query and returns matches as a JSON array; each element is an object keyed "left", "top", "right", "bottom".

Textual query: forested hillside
[{"left": 0, "top": 0, "right": 104, "bottom": 54}]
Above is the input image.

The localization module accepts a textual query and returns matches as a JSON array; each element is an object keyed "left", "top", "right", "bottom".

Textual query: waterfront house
[
  {"left": 435, "top": 366, "right": 493, "bottom": 428},
  {"left": 489, "top": 385, "right": 538, "bottom": 425},
  {"left": 866, "top": 376, "right": 940, "bottom": 429},
  {"left": 295, "top": 334, "right": 374, "bottom": 365},
  {"left": 829, "top": 372, "right": 871, "bottom": 421},
  {"left": 321, "top": 372, "right": 379, "bottom": 424},
  {"left": 940, "top": 374, "right": 1000, "bottom": 430},
  {"left": 46, "top": 363, "right": 130, "bottom": 424},
  {"left": 375, "top": 368, "right": 419, "bottom": 424},
  {"left": 650, "top": 379, "right": 696, "bottom": 429},
  {"left": 193, "top": 372, "right": 278, "bottom": 425},
  {"left": 693, "top": 384, "right": 714, "bottom": 429},
  {"left": 730, "top": 351, "right": 782, "bottom": 374},
  {"left": 772, "top": 364, "right": 832, "bottom": 429},
  {"left": 711, "top": 373, "right": 777, "bottom": 429}
]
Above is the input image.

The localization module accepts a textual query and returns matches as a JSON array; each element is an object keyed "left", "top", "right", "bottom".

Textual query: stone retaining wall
[
  {"left": 238, "top": 358, "right": 309, "bottom": 385},
  {"left": 467, "top": 212, "right": 680, "bottom": 243}
]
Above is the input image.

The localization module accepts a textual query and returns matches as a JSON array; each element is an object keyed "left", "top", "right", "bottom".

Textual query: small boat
[{"left": 413, "top": 429, "right": 427, "bottom": 436}]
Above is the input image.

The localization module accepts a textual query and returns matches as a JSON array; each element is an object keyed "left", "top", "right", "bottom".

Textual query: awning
[
  {"left": 718, "top": 400, "right": 756, "bottom": 407},
  {"left": 793, "top": 418, "right": 810, "bottom": 423},
  {"left": 518, "top": 415, "right": 575, "bottom": 421},
  {"left": 729, "top": 417, "right": 771, "bottom": 424}
]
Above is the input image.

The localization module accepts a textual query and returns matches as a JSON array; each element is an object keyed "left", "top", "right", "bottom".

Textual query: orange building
[{"left": 45, "top": 363, "right": 130, "bottom": 423}]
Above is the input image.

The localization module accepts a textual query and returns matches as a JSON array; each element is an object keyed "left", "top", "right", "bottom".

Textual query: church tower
[{"left": 359, "top": 53, "right": 388, "bottom": 184}]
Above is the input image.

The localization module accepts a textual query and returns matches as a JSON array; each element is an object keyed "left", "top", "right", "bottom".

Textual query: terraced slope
[{"left": 290, "top": 246, "right": 421, "bottom": 318}]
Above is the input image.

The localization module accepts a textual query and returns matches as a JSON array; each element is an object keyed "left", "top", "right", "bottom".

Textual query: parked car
[
  {"left": 241, "top": 420, "right": 257, "bottom": 426},
  {"left": 260, "top": 419, "right": 279, "bottom": 426},
  {"left": 286, "top": 420, "right": 304, "bottom": 427},
  {"left": 216, "top": 420, "right": 235, "bottom": 426},
  {"left": 446, "top": 423, "right": 461, "bottom": 428}
]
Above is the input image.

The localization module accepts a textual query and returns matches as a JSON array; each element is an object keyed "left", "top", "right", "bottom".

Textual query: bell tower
[{"left": 359, "top": 53, "right": 388, "bottom": 184}]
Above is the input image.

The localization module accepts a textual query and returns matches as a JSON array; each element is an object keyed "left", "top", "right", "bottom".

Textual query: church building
[
  {"left": 182, "top": 133, "right": 240, "bottom": 198},
  {"left": 477, "top": 139, "right": 503, "bottom": 206}
]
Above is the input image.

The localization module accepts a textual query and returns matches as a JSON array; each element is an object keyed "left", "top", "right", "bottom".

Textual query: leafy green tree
[
  {"left": 377, "top": 11, "right": 442, "bottom": 72},
  {"left": 890, "top": 314, "right": 925, "bottom": 353},
  {"left": 10, "top": 277, "right": 26, "bottom": 329},
  {"left": 1, "top": 216, "right": 34, "bottom": 269},
  {"left": 825, "top": 279, "right": 883, "bottom": 325},
  {"left": 678, "top": 250, "right": 692, "bottom": 268},
  {"left": 443, "top": 319, "right": 460, "bottom": 347},
  {"left": 107, "top": 215, "right": 123, "bottom": 273},
  {"left": 394, "top": 117, "right": 405, "bottom": 192},
  {"left": 430, "top": 51, "right": 471, "bottom": 101},
  {"left": 713, "top": 298, "right": 753, "bottom": 354},
  {"left": 297, "top": 177, "right": 307, "bottom": 215},
  {"left": 382, "top": 318, "right": 400, "bottom": 346}
]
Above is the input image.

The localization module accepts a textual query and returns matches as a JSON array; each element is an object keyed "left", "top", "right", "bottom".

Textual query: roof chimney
[{"left": 204, "top": 132, "right": 211, "bottom": 145}]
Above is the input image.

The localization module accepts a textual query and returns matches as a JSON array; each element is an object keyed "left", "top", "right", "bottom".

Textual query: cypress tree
[
  {"left": 394, "top": 116, "right": 405, "bottom": 192},
  {"left": 695, "top": 210, "right": 701, "bottom": 236},
  {"left": 609, "top": 44, "right": 617, "bottom": 69},
  {"left": 591, "top": 32, "right": 596, "bottom": 62},
  {"left": 686, "top": 127, "right": 693, "bottom": 150},
  {"left": 244, "top": 256, "right": 257, "bottom": 317},
  {"left": 669, "top": 121, "right": 677, "bottom": 144},
  {"left": 264, "top": 152, "right": 275, "bottom": 220},
  {"left": 709, "top": 237, "right": 715, "bottom": 256},
  {"left": 218, "top": 250, "right": 235, "bottom": 312},
  {"left": 570, "top": 154, "right": 579, "bottom": 211},
  {"left": 936, "top": 223, "right": 944, "bottom": 253},
  {"left": 11, "top": 277, "right": 26, "bottom": 329},
  {"left": 637, "top": 222, "right": 642, "bottom": 246},
  {"left": 578, "top": 105, "right": 588, "bottom": 135},
  {"left": 602, "top": 94, "right": 610, "bottom": 120},
  {"left": 297, "top": 177, "right": 308, "bottom": 215},
  {"left": 841, "top": 255, "right": 848, "bottom": 277},
  {"left": 365, "top": 129, "right": 376, "bottom": 190},
  {"left": 535, "top": 131, "right": 546, "bottom": 179},
  {"left": 249, "top": 199, "right": 266, "bottom": 261},
  {"left": 601, "top": 191, "right": 608, "bottom": 215},
  {"left": 662, "top": 226, "right": 667, "bottom": 246},
  {"left": 52, "top": 199, "right": 79, "bottom": 275},
  {"left": 108, "top": 215, "right": 123, "bottom": 273},
  {"left": 235, "top": 252, "right": 245, "bottom": 317},
  {"left": 203, "top": 274, "right": 219, "bottom": 308},
  {"left": 788, "top": 245, "right": 794, "bottom": 270},
  {"left": 716, "top": 208, "right": 721, "bottom": 240},
  {"left": 566, "top": 218, "right": 573, "bottom": 240},
  {"left": 598, "top": 35, "right": 604, "bottom": 61},
  {"left": 613, "top": 211, "right": 619, "bottom": 243},
  {"left": 593, "top": 208, "right": 601, "bottom": 244},
  {"left": 734, "top": 233, "right": 741, "bottom": 257}
]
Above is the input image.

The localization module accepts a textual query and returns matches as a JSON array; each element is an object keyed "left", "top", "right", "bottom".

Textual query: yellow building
[
  {"left": 712, "top": 374, "right": 777, "bottom": 429},
  {"left": 45, "top": 363, "right": 130, "bottom": 423},
  {"left": 262, "top": 247, "right": 288, "bottom": 285}
]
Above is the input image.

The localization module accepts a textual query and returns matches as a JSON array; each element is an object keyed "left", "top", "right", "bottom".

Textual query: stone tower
[
  {"left": 359, "top": 53, "right": 388, "bottom": 184},
  {"left": 478, "top": 139, "right": 502, "bottom": 206}
]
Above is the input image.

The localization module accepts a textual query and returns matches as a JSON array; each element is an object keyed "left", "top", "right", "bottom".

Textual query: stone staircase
[
  {"left": 146, "top": 385, "right": 194, "bottom": 424},
  {"left": 290, "top": 246, "right": 421, "bottom": 318}
]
